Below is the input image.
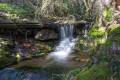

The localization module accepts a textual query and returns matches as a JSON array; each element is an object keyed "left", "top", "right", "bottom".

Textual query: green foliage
[
  {"left": 76, "top": 22, "right": 106, "bottom": 53},
  {"left": 104, "top": 8, "right": 114, "bottom": 22},
  {"left": 48, "top": 17, "right": 57, "bottom": 23},
  {"left": 62, "top": 68, "right": 81, "bottom": 80},
  {"left": 103, "top": 26, "right": 120, "bottom": 48},
  {"left": 75, "top": 38, "right": 90, "bottom": 53},
  {"left": 54, "top": 2, "right": 68, "bottom": 17},
  {"left": 54, "top": 1, "right": 78, "bottom": 22},
  {"left": 54, "top": 1, "right": 74, "bottom": 15},
  {"left": 0, "top": 38, "right": 14, "bottom": 51},
  {"left": 25, "top": 0, "right": 90, "bottom": 22},
  {"left": 8, "top": 12, "right": 18, "bottom": 20},
  {"left": 75, "top": 61, "right": 110, "bottom": 80},
  {"left": 0, "top": 0, "right": 96, "bottom": 22},
  {"left": 88, "top": 27, "right": 105, "bottom": 39},
  {"left": 0, "top": 3, "right": 28, "bottom": 18}
]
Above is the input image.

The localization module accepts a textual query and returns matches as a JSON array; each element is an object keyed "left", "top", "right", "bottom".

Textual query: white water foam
[{"left": 47, "top": 25, "right": 78, "bottom": 63}]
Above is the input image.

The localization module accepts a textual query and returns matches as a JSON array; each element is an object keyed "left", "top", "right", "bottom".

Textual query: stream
[{"left": 0, "top": 25, "right": 89, "bottom": 80}]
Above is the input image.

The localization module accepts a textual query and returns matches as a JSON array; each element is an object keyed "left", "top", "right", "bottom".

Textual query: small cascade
[
  {"left": 60, "top": 27, "right": 66, "bottom": 39},
  {"left": 83, "top": 23, "right": 92, "bottom": 38},
  {"left": 48, "top": 25, "right": 78, "bottom": 63},
  {"left": 60, "top": 25, "right": 74, "bottom": 40},
  {"left": 84, "top": 24, "right": 88, "bottom": 38}
]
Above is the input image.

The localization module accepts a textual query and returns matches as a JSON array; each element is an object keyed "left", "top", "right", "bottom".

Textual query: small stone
[
  {"left": 72, "top": 57, "right": 81, "bottom": 61},
  {"left": 75, "top": 57, "right": 81, "bottom": 61}
]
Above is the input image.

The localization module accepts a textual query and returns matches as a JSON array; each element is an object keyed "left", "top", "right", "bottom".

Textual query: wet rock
[{"left": 35, "top": 29, "right": 58, "bottom": 40}]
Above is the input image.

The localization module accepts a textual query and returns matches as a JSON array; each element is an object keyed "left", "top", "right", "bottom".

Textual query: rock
[
  {"left": 72, "top": 57, "right": 81, "bottom": 61},
  {"left": 75, "top": 57, "right": 81, "bottom": 61},
  {"left": 35, "top": 29, "right": 58, "bottom": 40},
  {"left": 118, "top": 47, "right": 120, "bottom": 50}
]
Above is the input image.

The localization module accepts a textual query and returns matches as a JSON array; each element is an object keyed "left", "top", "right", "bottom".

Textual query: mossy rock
[
  {"left": 0, "top": 38, "right": 14, "bottom": 50},
  {"left": 0, "top": 49, "right": 17, "bottom": 68}
]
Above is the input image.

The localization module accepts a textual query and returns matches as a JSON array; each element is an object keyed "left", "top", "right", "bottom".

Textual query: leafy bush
[
  {"left": 103, "top": 26, "right": 120, "bottom": 48},
  {"left": 23, "top": 0, "right": 91, "bottom": 22},
  {"left": 0, "top": 3, "right": 28, "bottom": 18},
  {"left": 104, "top": 8, "right": 114, "bottom": 22}
]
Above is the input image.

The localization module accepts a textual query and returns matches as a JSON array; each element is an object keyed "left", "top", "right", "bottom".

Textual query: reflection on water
[{"left": 0, "top": 67, "right": 63, "bottom": 80}]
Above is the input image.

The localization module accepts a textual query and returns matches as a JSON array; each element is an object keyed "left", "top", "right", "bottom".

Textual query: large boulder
[{"left": 35, "top": 29, "right": 58, "bottom": 40}]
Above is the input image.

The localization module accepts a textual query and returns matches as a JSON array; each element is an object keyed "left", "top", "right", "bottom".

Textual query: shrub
[
  {"left": 104, "top": 8, "right": 114, "bottom": 22},
  {"left": 0, "top": 3, "right": 28, "bottom": 18}
]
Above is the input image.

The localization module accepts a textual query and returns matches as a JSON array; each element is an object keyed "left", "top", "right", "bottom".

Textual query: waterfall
[
  {"left": 84, "top": 23, "right": 93, "bottom": 38},
  {"left": 60, "top": 27, "right": 66, "bottom": 39},
  {"left": 47, "top": 25, "right": 78, "bottom": 63},
  {"left": 84, "top": 24, "right": 88, "bottom": 38},
  {"left": 60, "top": 25, "right": 74, "bottom": 40}
]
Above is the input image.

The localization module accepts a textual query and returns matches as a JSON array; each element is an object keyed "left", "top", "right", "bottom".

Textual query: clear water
[{"left": 0, "top": 66, "right": 65, "bottom": 80}]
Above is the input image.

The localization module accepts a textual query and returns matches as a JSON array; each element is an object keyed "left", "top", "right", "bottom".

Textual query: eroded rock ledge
[{"left": 0, "top": 20, "right": 92, "bottom": 41}]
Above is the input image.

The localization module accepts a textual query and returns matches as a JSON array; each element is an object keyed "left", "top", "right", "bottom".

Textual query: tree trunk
[{"left": 115, "top": 0, "right": 120, "bottom": 10}]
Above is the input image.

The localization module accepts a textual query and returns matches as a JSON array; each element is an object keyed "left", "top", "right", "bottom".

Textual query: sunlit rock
[{"left": 35, "top": 29, "right": 58, "bottom": 40}]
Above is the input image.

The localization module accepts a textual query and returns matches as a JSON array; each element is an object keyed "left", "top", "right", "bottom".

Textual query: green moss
[
  {"left": 103, "top": 26, "right": 120, "bottom": 48},
  {"left": 0, "top": 48, "right": 18, "bottom": 68},
  {"left": 76, "top": 23, "right": 106, "bottom": 53},
  {"left": 88, "top": 26, "right": 105, "bottom": 39},
  {"left": 79, "top": 25, "right": 120, "bottom": 80},
  {"left": 75, "top": 11, "right": 119, "bottom": 79},
  {"left": 75, "top": 61, "right": 110, "bottom": 80}
]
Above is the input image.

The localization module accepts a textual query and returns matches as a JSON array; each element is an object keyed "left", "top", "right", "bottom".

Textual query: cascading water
[
  {"left": 84, "top": 23, "right": 92, "bottom": 38},
  {"left": 83, "top": 24, "right": 93, "bottom": 52},
  {"left": 84, "top": 24, "right": 88, "bottom": 38},
  {"left": 48, "top": 25, "right": 78, "bottom": 63},
  {"left": 60, "top": 25, "right": 74, "bottom": 39}
]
